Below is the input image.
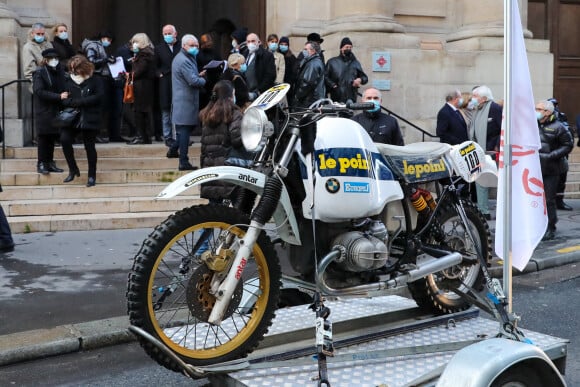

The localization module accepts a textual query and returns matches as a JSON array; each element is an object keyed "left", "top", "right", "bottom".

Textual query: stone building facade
[{"left": 0, "top": 0, "right": 554, "bottom": 146}]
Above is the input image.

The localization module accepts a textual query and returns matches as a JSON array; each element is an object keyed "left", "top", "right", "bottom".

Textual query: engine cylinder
[{"left": 332, "top": 232, "right": 388, "bottom": 272}]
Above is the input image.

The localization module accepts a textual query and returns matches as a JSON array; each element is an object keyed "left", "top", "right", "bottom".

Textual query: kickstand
[{"left": 309, "top": 291, "right": 334, "bottom": 386}]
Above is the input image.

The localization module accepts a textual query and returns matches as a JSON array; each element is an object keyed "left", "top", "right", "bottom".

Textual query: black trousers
[
  {"left": 60, "top": 128, "right": 98, "bottom": 178},
  {"left": 37, "top": 133, "right": 59, "bottom": 164},
  {"left": 543, "top": 174, "right": 559, "bottom": 231}
]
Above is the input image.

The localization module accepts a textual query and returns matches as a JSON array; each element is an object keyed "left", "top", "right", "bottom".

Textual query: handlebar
[{"left": 316, "top": 102, "right": 374, "bottom": 114}]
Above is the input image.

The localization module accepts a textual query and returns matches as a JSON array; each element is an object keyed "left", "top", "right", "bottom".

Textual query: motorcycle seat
[{"left": 375, "top": 142, "right": 452, "bottom": 158}]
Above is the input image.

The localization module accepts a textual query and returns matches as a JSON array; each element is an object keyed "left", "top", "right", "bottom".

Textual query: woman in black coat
[
  {"left": 60, "top": 55, "right": 103, "bottom": 187},
  {"left": 127, "top": 33, "right": 156, "bottom": 144},
  {"left": 222, "top": 53, "right": 250, "bottom": 110},
  {"left": 32, "top": 48, "right": 67, "bottom": 174},
  {"left": 50, "top": 23, "right": 76, "bottom": 69}
]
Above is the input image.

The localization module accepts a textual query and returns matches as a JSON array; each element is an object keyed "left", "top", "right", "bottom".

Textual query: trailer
[{"left": 130, "top": 292, "right": 568, "bottom": 386}]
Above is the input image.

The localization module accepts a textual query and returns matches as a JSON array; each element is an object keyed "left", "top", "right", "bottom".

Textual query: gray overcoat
[{"left": 171, "top": 49, "right": 206, "bottom": 126}]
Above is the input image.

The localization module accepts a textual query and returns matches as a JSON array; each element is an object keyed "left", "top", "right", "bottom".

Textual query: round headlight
[{"left": 241, "top": 107, "right": 268, "bottom": 151}]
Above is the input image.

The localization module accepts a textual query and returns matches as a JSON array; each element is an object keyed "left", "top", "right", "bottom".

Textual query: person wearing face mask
[
  {"left": 230, "top": 27, "right": 249, "bottom": 58},
  {"left": 155, "top": 24, "right": 180, "bottom": 153},
  {"left": 351, "top": 87, "right": 404, "bottom": 145},
  {"left": 168, "top": 34, "right": 207, "bottom": 171},
  {"left": 127, "top": 33, "right": 156, "bottom": 145},
  {"left": 22, "top": 22, "right": 53, "bottom": 84},
  {"left": 536, "top": 99, "right": 573, "bottom": 240},
  {"left": 468, "top": 85, "right": 502, "bottom": 219},
  {"left": 32, "top": 49, "right": 67, "bottom": 175},
  {"left": 51, "top": 23, "right": 75, "bottom": 69},
  {"left": 278, "top": 36, "right": 298, "bottom": 107},
  {"left": 244, "top": 32, "right": 276, "bottom": 101},
  {"left": 293, "top": 41, "right": 326, "bottom": 110},
  {"left": 436, "top": 89, "right": 468, "bottom": 145},
  {"left": 325, "top": 37, "right": 368, "bottom": 104},
  {"left": 222, "top": 53, "right": 250, "bottom": 110},
  {"left": 266, "top": 33, "right": 285, "bottom": 85},
  {"left": 81, "top": 30, "right": 118, "bottom": 144},
  {"left": 60, "top": 55, "right": 104, "bottom": 187}
]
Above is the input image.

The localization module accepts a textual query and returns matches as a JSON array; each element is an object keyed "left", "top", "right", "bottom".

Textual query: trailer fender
[
  {"left": 156, "top": 166, "right": 301, "bottom": 245},
  {"left": 436, "top": 338, "right": 566, "bottom": 387}
]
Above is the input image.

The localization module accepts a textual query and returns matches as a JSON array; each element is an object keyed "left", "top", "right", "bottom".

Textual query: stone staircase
[
  {"left": 0, "top": 143, "right": 206, "bottom": 233},
  {"left": 565, "top": 146, "right": 580, "bottom": 199}
]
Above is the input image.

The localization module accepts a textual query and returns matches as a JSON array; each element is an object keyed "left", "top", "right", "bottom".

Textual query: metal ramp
[{"left": 204, "top": 295, "right": 568, "bottom": 387}]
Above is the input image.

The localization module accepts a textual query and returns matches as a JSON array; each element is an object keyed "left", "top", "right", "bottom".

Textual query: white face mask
[
  {"left": 232, "top": 39, "right": 237, "bottom": 48},
  {"left": 70, "top": 74, "right": 85, "bottom": 85},
  {"left": 247, "top": 43, "right": 258, "bottom": 53},
  {"left": 48, "top": 58, "right": 59, "bottom": 68}
]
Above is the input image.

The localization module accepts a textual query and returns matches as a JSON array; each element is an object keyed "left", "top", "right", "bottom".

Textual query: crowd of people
[{"left": 18, "top": 22, "right": 577, "bottom": 242}]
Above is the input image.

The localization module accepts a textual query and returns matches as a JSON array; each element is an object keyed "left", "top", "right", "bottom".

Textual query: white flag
[{"left": 494, "top": 0, "right": 548, "bottom": 271}]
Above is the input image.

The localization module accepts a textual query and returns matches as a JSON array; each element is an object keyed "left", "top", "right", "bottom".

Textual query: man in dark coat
[
  {"left": 244, "top": 32, "right": 276, "bottom": 101},
  {"left": 293, "top": 41, "right": 325, "bottom": 110},
  {"left": 296, "top": 32, "right": 325, "bottom": 64},
  {"left": 351, "top": 87, "right": 404, "bottom": 145},
  {"left": 536, "top": 99, "right": 573, "bottom": 240},
  {"left": 436, "top": 89, "right": 468, "bottom": 145},
  {"left": 325, "top": 37, "right": 368, "bottom": 103},
  {"left": 32, "top": 48, "right": 67, "bottom": 174},
  {"left": 155, "top": 24, "right": 180, "bottom": 151}
]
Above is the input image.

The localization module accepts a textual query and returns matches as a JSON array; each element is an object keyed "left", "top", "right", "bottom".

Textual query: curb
[
  {"left": 2, "top": 249, "right": 580, "bottom": 367},
  {"left": 0, "top": 316, "right": 135, "bottom": 367}
]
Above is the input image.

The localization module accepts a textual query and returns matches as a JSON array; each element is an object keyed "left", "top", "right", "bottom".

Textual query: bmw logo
[{"left": 325, "top": 178, "right": 340, "bottom": 193}]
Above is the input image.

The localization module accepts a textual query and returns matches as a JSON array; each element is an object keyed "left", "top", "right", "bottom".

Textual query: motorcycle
[{"left": 126, "top": 84, "right": 502, "bottom": 373}]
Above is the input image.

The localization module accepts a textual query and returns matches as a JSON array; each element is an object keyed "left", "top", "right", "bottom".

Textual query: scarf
[{"left": 469, "top": 100, "right": 492, "bottom": 148}]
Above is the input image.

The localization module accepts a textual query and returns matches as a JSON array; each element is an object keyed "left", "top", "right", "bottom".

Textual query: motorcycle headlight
[{"left": 241, "top": 107, "right": 271, "bottom": 151}]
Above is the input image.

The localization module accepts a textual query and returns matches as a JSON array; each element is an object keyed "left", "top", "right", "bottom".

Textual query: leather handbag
[
  {"left": 123, "top": 72, "right": 134, "bottom": 104},
  {"left": 52, "top": 107, "right": 80, "bottom": 128}
]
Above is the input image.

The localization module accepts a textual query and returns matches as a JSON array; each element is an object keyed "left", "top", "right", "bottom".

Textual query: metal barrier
[{"left": 1, "top": 79, "right": 32, "bottom": 159}]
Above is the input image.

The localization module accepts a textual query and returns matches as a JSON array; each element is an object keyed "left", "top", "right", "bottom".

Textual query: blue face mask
[
  {"left": 302, "top": 49, "right": 309, "bottom": 58},
  {"left": 268, "top": 42, "right": 278, "bottom": 51},
  {"left": 536, "top": 111, "right": 544, "bottom": 121},
  {"left": 187, "top": 47, "right": 199, "bottom": 56},
  {"left": 58, "top": 32, "right": 68, "bottom": 40},
  {"left": 279, "top": 45, "right": 288, "bottom": 53},
  {"left": 233, "top": 94, "right": 237, "bottom": 105},
  {"left": 367, "top": 100, "right": 381, "bottom": 113},
  {"left": 101, "top": 39, "right": 111, "bottom": 47},
  {"left": 34, "top": 35, "right": 45, "bottom": 43},
  {"left": 164, "top": 34, "right": 174, "bottom": 44},
  {"left": 240, "top": 63, "right": 247, "bottom": 73}
]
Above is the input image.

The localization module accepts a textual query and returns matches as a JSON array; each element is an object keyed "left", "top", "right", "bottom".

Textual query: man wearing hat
[
  {"left": 296, "top": 32, "right": 325, "bottom": 64},
  {"left": 32, "top": 48, "right": 67, "bottom": 174},
  {"left": 325, "top": 37, "right": 368, "bottom": 103}
]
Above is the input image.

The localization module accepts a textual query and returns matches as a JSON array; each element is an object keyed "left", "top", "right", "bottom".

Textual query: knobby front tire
[{"left": 127, "top": 205, "right": 281, "bottom": 371}]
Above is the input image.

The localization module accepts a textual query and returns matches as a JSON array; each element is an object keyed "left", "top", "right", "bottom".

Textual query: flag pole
[{"left": 502, "top": 0, "right": 514, "bottom": 313}]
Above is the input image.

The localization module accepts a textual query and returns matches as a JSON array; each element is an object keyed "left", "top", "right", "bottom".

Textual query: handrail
[
  {"left": 1, "top": 79, "right": 32, "bottom": 159},
  {"left": 356, "top": 91, "right": 438, "bottom": 142}
]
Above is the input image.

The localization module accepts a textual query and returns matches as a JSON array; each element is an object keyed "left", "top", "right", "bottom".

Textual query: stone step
[
  {"left": 1, "top": 157, "right": 200, "bottom": 172},
  {"left": 0, "top": 169, "right": 190, "bottom": 186},
  {"left": 6, "top": 211, "right": 189, "bottom": 233},
  {"left": 4, "top": 142, "right": 201, "bottom": 159},
  {"left": 4, "top": 196, "right": 203, "bottom": 217},
  {"left": 0, "top": 183, "right": 198, "bottom": 200}
]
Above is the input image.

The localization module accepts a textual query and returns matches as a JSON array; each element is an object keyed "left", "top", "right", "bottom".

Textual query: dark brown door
[
  {"left": 72, "top": 0, "right": 265, "bottom": 58},
  {"left": 529, "top": 0, "right": 580, "bottom": 128}
]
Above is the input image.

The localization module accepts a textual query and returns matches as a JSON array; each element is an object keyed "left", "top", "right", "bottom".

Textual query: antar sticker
[
  {"left": 238, "top": 173, "right": 258, "bottom": 184},
  {"left": 235, "top": 257, "right": 248, "bottom": 280}
]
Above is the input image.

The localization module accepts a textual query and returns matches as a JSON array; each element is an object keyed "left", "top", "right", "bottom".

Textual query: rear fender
[{"left": 157, "top": 166, "right": 301, "bottom": 245}]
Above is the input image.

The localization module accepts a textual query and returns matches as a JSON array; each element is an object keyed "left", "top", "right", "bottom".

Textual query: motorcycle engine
[{"left": 331, "top": 222, "right": 389, "bottom": 272}]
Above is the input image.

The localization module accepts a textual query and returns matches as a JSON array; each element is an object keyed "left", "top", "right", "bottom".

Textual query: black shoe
[
  {"left": 86, "top": 177, "right": 96, "bottom": 187},
  {"left": 542, "top": 229, "right": 555, "bottom": 241},
  {"left": 165, "top": 138, "right": 176, "bottom": 148},
  {"left": 95, "top": 136, "right": 109, "bottom": 144},
  {"left": 109, "top": 136, "right": 127, "bottom": 143},
  {"left": 47, "top": 161, "right": 64, "bottom": 173},
  {"left": 178, "top": 162, "right": 198, "bottom": 171},
  {"left": 0, "top": 241, "right": 15, "bottom": 253},
  {"left": 166, "top": 149, "right": 179, "bottom": 158},
  {"left": 63, "top": 168, "right": 80, "bottom": 183},
  {"left": 37, "top": 162, "right": 49, "bottom": 175},
  {"left": 557, "top": 201, "right": 573, "bottom": 211},
  {"left": 128, "top": 137, "right": 145, "bottom": 145}
]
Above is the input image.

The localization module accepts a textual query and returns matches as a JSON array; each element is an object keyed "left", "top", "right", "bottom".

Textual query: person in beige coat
[{"left": 22, "top": 23, "right": 53, "bottom": 82}]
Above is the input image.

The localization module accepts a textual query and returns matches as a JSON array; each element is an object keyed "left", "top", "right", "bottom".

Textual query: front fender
[{"left": 157, "top": 166, "right": 301, "bottom": 245}]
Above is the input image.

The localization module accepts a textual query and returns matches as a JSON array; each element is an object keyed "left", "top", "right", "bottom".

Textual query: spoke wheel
[
  {"left": 127, "top": 205, "right": 281, "bottom": 371},
  {"left": 409, "top": 199, "right": 491, "bottom": 314}
]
